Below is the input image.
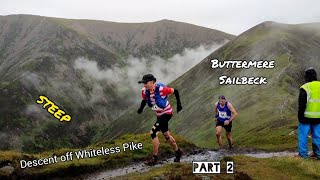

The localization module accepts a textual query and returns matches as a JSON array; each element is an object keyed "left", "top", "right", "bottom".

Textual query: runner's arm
[
  {"left": 137, "top": 90, "right": 147, "bottom": 114},
  {"left": 227, "top": 102, "right": 238, "bottom": 121},
  {"left": 165, "top": 87, "right": 182, "bottom": 113},
  {"left": 214, "top": 102, "right": 218, "bottom": 116},
  {"left": 173, "top": 88, "right": 182, "bottom": 113},
  {"left": 214, "top": 102, "right": 218, "bottom": 121},
  {"left": 166, "top": 88, "right": 175, "bottom": 95},
  {"left": 298, "top": 88, "right": 307, "bottom": 122},
  {"left": 139, "top": 99, "right": 147, "bottom": 109},
  {"left": 172, "top": 88, "right": 180, "bottom": 101},
  {"left": 163, "top": 87, "right": 181, "bottom": 104},
  {"left": 137, "top": 99, "right": 147, "bottom": 114}
]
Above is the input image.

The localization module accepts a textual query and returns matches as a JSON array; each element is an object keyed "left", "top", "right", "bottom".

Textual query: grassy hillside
[
  {"left": 0, "top": 133, "right": 196, "bottom": 179},
  {"left": 0, "top": 14, "right": 233, "bottom": 152},
  {"left": 107, "top": 21, "right": 320, "bottom": 151}
]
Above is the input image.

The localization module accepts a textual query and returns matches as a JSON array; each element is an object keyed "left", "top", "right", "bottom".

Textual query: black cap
[
  {"left": 138, "top": 74, "right": 156, "bottom": 84},
  {"left": 305, "top": 67, "right": 317, "bottom": 82},
  {"left": 219, "top": 95, "right": 226, "bottom": 99}
]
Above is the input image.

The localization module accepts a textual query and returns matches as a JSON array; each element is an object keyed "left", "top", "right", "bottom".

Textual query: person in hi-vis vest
[{"left": 298, "top": 67, "right": 320, "bottom": 159}]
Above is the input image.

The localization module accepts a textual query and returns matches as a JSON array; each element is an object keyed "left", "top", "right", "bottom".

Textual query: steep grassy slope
[
  {"left": 0, "top": 14, "right": 233, "bottom": 152},
  {"left": 107, "top": 22, "right": 320, "bottom": 150}
]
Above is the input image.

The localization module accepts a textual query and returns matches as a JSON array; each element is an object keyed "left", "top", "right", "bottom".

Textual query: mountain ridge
[{"left": 0, "top": 14, "right": 233, "bottom": 152}]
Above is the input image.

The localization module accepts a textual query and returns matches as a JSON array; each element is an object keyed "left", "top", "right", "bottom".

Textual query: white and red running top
[{"left": 141, "top": 86, "right": 173, "bottom": 117}]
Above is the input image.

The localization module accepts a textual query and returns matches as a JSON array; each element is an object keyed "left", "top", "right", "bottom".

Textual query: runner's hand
[
  {"left": 137, "top": 108, "right": 143, "bottom": 114},
  {"left": 224, "top": 120, "right": 230, "bottom": 125}
]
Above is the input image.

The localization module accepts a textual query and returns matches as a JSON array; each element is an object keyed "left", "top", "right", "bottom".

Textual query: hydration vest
[
  {"left": 145, "top": 83, "right": 168, "bottom": 109},
  {"left": 217, "top": 101, "right": 232, "bottom": 122},
  {"left": 301, "top": 81, "right": 320, "bottom": 118}
]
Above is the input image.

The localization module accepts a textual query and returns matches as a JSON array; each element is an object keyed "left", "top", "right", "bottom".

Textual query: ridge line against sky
[{"left": 0, "top": 0, "right": 320, "bottom": 35}]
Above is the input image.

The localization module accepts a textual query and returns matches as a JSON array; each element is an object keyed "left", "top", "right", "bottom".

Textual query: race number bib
[
  {"left": 152, "top": 104, "right": 163, "bottom": 111},
  {"left": 219, "top": 111, "right": 228, "bottom": 118}
]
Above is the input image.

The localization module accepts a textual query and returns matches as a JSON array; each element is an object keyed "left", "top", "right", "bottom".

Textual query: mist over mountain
[
  {"left": 74, "top": 43, "right": 224, "bottom": 105},
  {"left": 0, "top": 14, "right": 233, "bottom": 152}
]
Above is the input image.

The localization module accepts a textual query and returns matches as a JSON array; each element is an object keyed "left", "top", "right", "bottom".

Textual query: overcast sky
[{"left": 0, "top": 0, "right": 319, "bottom": 35}]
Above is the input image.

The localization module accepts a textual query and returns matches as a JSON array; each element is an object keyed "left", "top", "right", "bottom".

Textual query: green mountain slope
[
  {"left": 0, "top": 133, "right": 196, "bottom": 179},
  {"left": 106, "top": 21, "right": 320, "bottom": 150},
  {"left": 0, "top": 14, "right": 233, "bottom": 152},
  {"left": 54, "top": 18, "right": 233, "bottom": 59}
]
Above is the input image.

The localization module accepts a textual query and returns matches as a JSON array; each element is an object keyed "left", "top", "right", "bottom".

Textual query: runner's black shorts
[
  {"left": 153, "top": 114, "right": 173, "bottom": 133},
  {"left": 216, "top": 120, "right": 232, "bottom": 132}
]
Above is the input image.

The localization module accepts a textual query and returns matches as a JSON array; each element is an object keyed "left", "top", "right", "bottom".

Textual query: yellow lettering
[
  {"left": 37, "top": 95, "right": 72, "bottom": 122},
  {"left": 60, "top": 115, "right": 71, "bottom": 122},
  {"left": 54, "top": 110, "right": 65, "bottom": 119},
  {"left": 48, "top": 104, "right": 59, "bottom": 114},
  {"left": 43, "top": 99, "right": 54, "bottom": 109},
  {"left": 36, "top": 95, "right": 48, "bottom": 104}
]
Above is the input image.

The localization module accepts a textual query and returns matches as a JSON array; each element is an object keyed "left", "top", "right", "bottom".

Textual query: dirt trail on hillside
[{"left": 82, "top": 149, "right": 295, "bottom": 180}]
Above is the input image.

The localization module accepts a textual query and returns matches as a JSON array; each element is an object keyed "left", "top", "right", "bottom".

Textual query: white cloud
[{"left": 74, "top": 43, "right": 225, "bottom": 103}]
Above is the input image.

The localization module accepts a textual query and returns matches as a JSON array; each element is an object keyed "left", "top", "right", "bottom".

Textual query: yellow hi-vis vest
[{"left": 301, "top": 81, "right": 320, "bottom": 118}]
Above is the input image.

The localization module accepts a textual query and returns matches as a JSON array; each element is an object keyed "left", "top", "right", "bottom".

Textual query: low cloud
[{"left": 74, "top": 43, "right": 226, "bottom": 103}]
